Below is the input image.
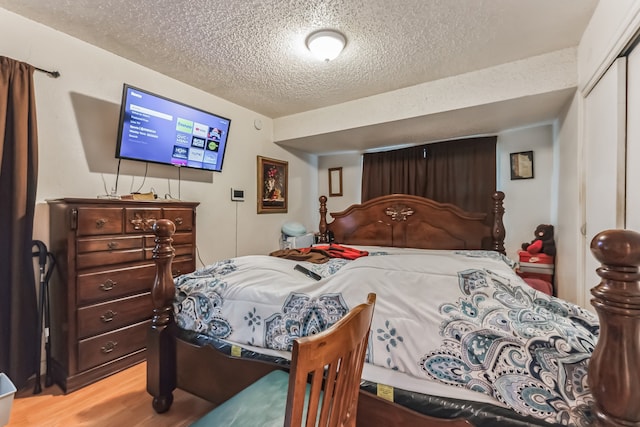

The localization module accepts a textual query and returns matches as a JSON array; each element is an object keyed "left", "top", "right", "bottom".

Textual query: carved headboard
[{"left": 318, "top": 192, "right": 505, "bottom": 253}]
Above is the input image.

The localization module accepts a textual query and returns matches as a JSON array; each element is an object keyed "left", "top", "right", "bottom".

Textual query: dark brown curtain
[
  {"left": 362, "top": 136, "right": 496, "bottom": 213},
  {"left": 0, "top": 57, "right": 39, "bottom": 389}
]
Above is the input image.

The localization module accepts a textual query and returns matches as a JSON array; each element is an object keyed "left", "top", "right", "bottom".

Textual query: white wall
[
  {"left": 316, "top": 124, "right": 555, "bottom": 262},
  {"left": 0, "top": 8, "right": 317, "bottom": 264},
  {"left": 555, "top": 93, "right": 582, "bottom": 304},
  {"left": 578, "top": 0, "right": 640, "bottom": 95},
  {"left": 626, "top": 44, "right": 640, "bottom": 231},
  {"left": 317, "top": 153, "right": 362, "bottom": 214},
  {"left": 497, "top": 125, "right": 555, "bottom": 261}
]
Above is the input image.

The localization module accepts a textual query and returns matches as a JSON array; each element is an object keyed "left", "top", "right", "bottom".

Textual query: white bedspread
[{"left": 174, "top": 248, "right": 598, "bottom": 426}]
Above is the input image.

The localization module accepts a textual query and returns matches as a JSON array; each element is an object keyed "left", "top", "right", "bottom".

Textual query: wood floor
[{"left": 6, "top": 362, "right": 215, "bottom": 427}]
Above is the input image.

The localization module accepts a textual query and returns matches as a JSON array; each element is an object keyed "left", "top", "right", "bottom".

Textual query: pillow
[{"left": 282, "top": 221, "right": 307, "bottom": 237}]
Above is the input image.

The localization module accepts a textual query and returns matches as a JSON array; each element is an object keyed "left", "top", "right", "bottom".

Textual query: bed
[{"left": 147, "top": 192, "right": 640, "bottom": 427}]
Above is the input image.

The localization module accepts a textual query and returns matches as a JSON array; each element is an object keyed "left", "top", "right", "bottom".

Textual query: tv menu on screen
[{"left": 115, "top": 84, "right": 231, "bottom": 172}]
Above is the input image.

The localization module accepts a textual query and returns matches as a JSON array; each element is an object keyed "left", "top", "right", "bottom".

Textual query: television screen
[{"left": 115, "top": 84, "right": 231, "bottom": 172}]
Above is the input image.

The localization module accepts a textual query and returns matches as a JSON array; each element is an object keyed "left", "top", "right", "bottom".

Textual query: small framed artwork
[
  {"left": 257, "top": 156, "right": 288, "bottom": 214},
  {"left": 510, "top": 151, "right": 534, "bottom": 180},
  {"left": 328, "top": 167, "right": 343, "bottom": 197}
]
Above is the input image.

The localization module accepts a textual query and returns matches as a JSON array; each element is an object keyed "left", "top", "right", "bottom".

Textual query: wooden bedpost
[
  {"left": 589, "top": 229, "right": 640, "bottom": 426},
  {"left": 147, "top": 219, "right": 177, "bottom": 413},
  {"left": 318, "top": 195, "right": 328, "bottom": 243},
  {"left": 491, "top": 191, "right": 505, "bottom": 254}
]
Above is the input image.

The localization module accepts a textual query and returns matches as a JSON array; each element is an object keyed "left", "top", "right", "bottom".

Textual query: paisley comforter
[{"left": 173, "top": 248, "right": 598, "bottom": 426}]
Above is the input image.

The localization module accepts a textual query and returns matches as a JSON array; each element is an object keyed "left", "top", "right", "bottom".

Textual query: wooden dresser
[{"left": 47, "top": 198, "right": 199, "bottom": 393}]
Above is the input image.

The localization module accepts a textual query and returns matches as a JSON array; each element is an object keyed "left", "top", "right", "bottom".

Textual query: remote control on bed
[{"left": 294, "top": 264, "right": 322, "bottom": 281}]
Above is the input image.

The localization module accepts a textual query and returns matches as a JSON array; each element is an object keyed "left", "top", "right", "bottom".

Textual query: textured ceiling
[{"left": 1, "top": 0, "right": 598, "bottom": 119}]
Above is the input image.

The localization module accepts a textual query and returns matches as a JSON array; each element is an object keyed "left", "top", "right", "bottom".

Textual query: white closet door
[
  {"left": 627, "top": 46, "right": 640, "bottom": 230},
  {"left": 583, "top": 57, "right": 626, "bottom": 309}
]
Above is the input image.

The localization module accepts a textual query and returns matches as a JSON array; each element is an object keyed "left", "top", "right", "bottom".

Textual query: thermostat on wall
[{"left": 231, "top": 188, "right": 245, "bottom": 202}]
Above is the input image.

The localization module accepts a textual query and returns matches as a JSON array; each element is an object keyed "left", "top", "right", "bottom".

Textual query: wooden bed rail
[{"left": 589, "top": 229, "right": 640, "bottom": 426}]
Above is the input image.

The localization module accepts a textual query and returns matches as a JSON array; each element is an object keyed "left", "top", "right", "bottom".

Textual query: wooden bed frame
[
  {"left": 147, "top": 193, "right": 640, "bottom": 426},
  {"left": 317, "top": 192, "right": 505, "bottom": 252}
]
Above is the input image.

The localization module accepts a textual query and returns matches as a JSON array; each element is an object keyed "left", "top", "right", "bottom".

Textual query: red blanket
[{"left": 300, "top": 244, "right": 369, "bottom": 260}]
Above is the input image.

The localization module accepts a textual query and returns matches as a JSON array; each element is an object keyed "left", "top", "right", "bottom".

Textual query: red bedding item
[
  {"left": 301, "top": 244, "right": 369, "bottom": 260},
  {"left": 522, "top": 277, "right": 553, "bottom": 296}
]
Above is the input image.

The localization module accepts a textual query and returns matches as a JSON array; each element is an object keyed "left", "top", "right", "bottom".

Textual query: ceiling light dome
[{"left": 306, "top": 30, "right": 346, "bottom": 62}]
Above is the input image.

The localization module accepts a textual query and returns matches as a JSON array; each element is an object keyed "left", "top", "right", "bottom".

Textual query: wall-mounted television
[{"left": 115, "top": 84, "right": 231, "bottom": 172}]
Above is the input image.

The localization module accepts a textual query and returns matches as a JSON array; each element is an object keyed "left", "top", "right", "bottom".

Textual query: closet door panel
[
  {"left": 583, "top": 57, "right": 626, "bottom": 309},
  {"left": 627, "top": 46, "right": 640, "bottom": 230}
]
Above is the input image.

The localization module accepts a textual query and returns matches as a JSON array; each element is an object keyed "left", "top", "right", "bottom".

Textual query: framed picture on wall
[
  {"left": 510, "top": 151, "right": 534, "bottom": 180},
  {"left": 328, "top": 167, "right": 343, "bottom": 197},
  {"left": 257, "top": 156, "right": 288, "bottom": 213}
]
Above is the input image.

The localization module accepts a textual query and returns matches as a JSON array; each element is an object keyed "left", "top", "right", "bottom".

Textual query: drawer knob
[
  {"left": 100, "top": 310, "right": 118, "bottom": 323},
  {"left": 99, "top": 279, "right": 117, "bottom": 291},
  {"left": 174, "top": 217, "right": 184, "bottom": 226},
  {"left": 101, "top": 341, "right": 118, "bottom": 354},
  {"left": 96, "top": 218, "right": 107, "bottom": 228},
  {"left": 107, "top": 241, "right": 119, "bottom": 250}
]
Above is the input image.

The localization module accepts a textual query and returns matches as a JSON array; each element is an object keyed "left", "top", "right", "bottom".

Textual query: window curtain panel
[
  {"left": 361, "top": 136, "right": 496, "bottom": 213},
  {"left": 0, "top": 57, "right": 39, "bottom": 390}
]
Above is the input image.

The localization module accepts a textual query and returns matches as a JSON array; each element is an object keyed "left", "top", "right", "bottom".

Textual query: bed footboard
[
  {"left": 147, "top": 219, "right": 280, "bottom": 414},
  {"left": 589, "top": 229, "right": 640, "bottom": 426},
  {"left": 147, "top": 219, "right": 177, "bottom": 413}
]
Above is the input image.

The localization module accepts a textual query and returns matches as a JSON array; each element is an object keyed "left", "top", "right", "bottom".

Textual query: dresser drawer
[
  {"left": 163, "top": 208, "right": 194, "bottom": 231},
  {"left": 144, "top": 232, "right": 193, "bottom": 248},
  {"left": 76, "top": 248, "right": 145, "bottom": 270},
  {"left": 77, "top": 292, "right": 153, "bottom": 339},
  {"left": 77, "top": 320, "right": 150, "bottom": 372},
  {"left": 77, "top": 264, "right": 156, "bottom": 304},
  {"left": 77, "top": 236, "right": 143, "bottom": 254},
  {"left": 125, "top": 208, "right": 162, "bottom": 233},
  {"left": 144, "top": 244, "right": 193, "bottom": 260},
  {"left": 76, "top": 208, "right": 123, "bottom": 236}
]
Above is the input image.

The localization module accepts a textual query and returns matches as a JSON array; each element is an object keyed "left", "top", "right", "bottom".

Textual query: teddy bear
[{"left": 521, "top": 224, "right": 556, "bottom": 256}]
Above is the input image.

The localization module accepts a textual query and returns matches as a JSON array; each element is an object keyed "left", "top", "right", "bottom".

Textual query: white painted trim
[{"left": 580, "top": 2, "right": 640, "bottom": 97}]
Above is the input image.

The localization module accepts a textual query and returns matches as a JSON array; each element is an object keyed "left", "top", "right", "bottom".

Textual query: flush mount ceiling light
[{"left": 306, "top": 30, "right": 346, "bottom": 62}]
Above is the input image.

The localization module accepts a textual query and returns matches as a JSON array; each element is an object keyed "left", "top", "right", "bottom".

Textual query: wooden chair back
[{"left": 284, "top": 293, "right": 376, "bottom": 427}]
